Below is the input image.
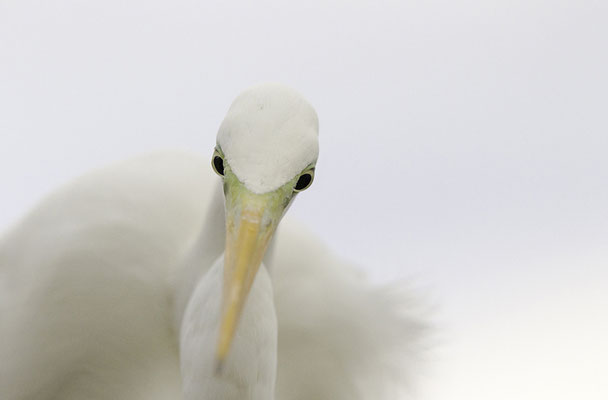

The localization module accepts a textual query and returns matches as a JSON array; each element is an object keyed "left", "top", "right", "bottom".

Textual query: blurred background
[{"left": 1, "top": 1, "right": 606, "bottom": 398}]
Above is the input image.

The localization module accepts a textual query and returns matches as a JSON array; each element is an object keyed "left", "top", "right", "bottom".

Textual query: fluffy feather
[
  {"left": 273, "top": 222, "right": 427, "bottom": 400},
  {"left": 0, "top": 151, "right": 425, "bottom": 399}
]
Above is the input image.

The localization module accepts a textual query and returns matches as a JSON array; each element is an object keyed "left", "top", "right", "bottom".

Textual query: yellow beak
[{"left": 215, "top": 183, "right": 288, "bottom": 369}]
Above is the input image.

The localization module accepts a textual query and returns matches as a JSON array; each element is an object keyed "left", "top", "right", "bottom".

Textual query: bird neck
[
  {"left": 172, "top": 184, "right": 225, "bottom": 330},
  {"left": 179, "top": 256, "right": 278, "bottom": 400}
]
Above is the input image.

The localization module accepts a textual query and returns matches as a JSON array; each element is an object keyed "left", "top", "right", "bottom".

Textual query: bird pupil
[
  {"left": 213, "top": 156, "right": 225, "bottom": 176},
  {"left": 295, "top": 174, "right": 312, "bottom": 191}
]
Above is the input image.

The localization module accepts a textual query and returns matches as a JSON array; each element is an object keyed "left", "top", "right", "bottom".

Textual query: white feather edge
[{"left": 272, "top": 221, "right": 429, "bottom": 400}]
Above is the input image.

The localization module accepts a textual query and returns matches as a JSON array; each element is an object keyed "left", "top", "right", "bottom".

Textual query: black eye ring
[
  {"left": 294, "top": 170, "right": 314, "bottom": 192},
  {"left": 211, "top": 150, "right": 225, "bottom": 177}
]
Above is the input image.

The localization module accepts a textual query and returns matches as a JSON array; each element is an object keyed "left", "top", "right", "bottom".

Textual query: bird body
[{"left": 0, "top": 85, "right": 424, "bottom": 400}]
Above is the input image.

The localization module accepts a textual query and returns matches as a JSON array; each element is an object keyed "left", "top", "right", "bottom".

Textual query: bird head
[{"left": 211, "top": 83, "right": 319, "bottom": 368}]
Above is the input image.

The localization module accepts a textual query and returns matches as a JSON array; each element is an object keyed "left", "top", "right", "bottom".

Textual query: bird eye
[
  {"left": 294, "top": 170, "right": 314, "bottom": 192},
  {"left": 212, "top": 151, "right": 225, "bottom": 177}
]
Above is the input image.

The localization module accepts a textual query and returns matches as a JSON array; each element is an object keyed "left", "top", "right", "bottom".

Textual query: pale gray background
[{"left": 1, "top": 1, "right": 607, "bottom": 399}]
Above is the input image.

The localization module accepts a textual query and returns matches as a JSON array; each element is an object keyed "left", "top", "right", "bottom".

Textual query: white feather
[{"left": 0, "top": 151, "right": 425, "bottom": 399}]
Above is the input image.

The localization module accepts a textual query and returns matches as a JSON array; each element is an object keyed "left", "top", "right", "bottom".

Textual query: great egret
[{"left": 0, "top": 84, "right": 424, "bottom": 400}]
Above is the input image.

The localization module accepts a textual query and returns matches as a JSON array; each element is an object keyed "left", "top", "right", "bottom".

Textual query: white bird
[{"left": 0, "top": 84, "right": 425, "bottom": 400}]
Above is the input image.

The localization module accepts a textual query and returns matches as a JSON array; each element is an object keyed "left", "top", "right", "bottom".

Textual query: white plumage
[{"left": 0, "top": 85, "right": 424, "bottom": 400}]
